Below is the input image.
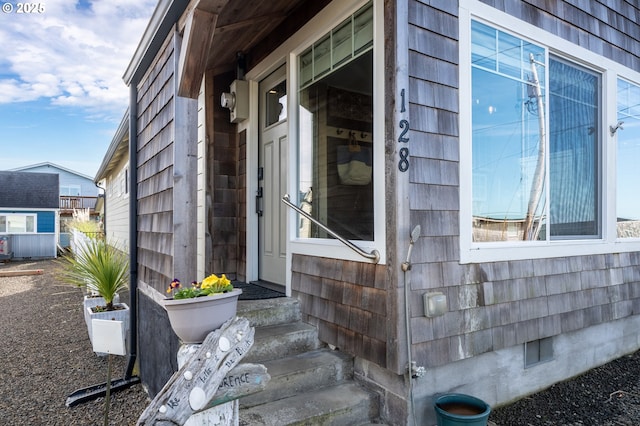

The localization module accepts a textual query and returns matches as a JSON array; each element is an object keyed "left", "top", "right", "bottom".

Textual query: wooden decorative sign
[{"left": 137, "top": 317, "right": 270, "bottom": 425}]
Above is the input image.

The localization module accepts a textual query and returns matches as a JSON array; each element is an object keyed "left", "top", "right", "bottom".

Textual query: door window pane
[{"left": 265, "top": 80, "right": 287, "bottom": 127}]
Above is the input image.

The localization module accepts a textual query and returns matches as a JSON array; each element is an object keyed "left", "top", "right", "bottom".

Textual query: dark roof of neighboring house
[{"left": 0, "top": 171, "right": 59, "bottom": 209}]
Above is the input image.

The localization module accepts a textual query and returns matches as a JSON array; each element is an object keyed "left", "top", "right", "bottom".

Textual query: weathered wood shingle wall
[
  {"left": 204, "top": 72, "right": 240, "bottom": 279},
  {"left": 136, "top": 34, "right": 176, "bottom": 291},
  {"left": 407, "top": 0, "right": 640, "bottom": 370},
  {"left": 292, "top": 254, "right": 389, "bottom": 367}
]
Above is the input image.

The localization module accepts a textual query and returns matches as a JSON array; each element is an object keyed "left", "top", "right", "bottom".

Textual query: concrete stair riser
[
  {"left": 237, "top": 297, "right": 381, "bottom": 425},
  {"left": 240, "top": 349, "right": 354, "bottom": 408}
]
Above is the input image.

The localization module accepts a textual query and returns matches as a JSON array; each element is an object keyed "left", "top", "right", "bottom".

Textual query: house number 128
[{"left": 398, "top": 89, "right": 410, "bottom": 172}]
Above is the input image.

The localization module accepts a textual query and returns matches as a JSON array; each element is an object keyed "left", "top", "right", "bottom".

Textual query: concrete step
[
  {"left": 240, "top": 348, "right": 354, "bottom": 408},
  {"left": 239, "top": 382, "right": 379, "bottom": 426},
  {"left": 237, "top": 297, "right": 301, "bottom": 328},
  {"left": 243, "top": 321, "right": 323, "bottom": 363}
]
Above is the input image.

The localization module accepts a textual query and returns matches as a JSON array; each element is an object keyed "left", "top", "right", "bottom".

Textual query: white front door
[{"left": 258, "top": 66, "right": 287, "bottom": 285}]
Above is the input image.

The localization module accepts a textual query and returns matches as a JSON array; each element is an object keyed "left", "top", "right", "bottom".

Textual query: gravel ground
[
  {"left": 490, "top": 350, "right": 640, "bottom": 426},
  {"left": 2, "top": 258, "right": 640, "bottom": 426},
  {"left": 0, "top": 259, "right": 150, "bottom": 425}
]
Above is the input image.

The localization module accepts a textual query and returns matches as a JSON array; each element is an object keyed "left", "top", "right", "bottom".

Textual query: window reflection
[
  {"left": 617, "top": 79, "right": 640, "bottom": 238},
  {"left": 471, "top": 21, "right": 601, "bottom": 242},
  {"left": 298, "top": 51, "right": 373, "bottom": 240}
]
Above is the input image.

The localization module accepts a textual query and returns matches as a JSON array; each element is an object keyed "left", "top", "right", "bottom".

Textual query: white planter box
[
  {"left": 86, "top": 302, "right": 129, "bottom": 355},
  {"left": 83, "top": 294, "right": 120, "bottom": 330}
]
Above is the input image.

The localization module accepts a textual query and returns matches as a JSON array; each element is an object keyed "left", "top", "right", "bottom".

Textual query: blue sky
[{"left": 0, "top": 0, "right": 157, "bottom": 177}]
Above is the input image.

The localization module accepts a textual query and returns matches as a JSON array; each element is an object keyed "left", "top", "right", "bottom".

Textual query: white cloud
[{"left": 0, "top": 0, "right": 157, "bottom": 116}]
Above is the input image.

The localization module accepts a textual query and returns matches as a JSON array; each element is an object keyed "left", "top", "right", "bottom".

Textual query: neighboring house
[
  {"left": 115, "top": 0, "right": 640, "bottom": 424},
  {"left": 94, "top": 111, "right": 130, "bottom": 253},
  {"left": 12, "top": 162, "right": 100, "bottom": 218},
  {"left": 0, "top": 171, "right": 59, "bottom": 259},
  {"left": 11, "top": 162, "right": 101, "bottom": 246}
]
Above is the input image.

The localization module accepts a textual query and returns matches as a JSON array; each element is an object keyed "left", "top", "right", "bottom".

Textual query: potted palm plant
[
  {"left": 60, "top": 238, "right": 129, "bottom": 349},
  {"left": 163, "top": 274, "right": 242, "bottom": 344}
]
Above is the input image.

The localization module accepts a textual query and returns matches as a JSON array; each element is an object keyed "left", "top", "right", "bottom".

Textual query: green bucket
[{"left": 434, "top": 394, "right": 491, "bottom": 426}]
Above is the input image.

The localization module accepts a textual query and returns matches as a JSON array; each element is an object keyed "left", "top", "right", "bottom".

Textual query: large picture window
[
  {"left": 297, "top": 2, "right": 374, "bottom": 241},
  {"left": 0, "top": 214, "right": 36, "bottom": 233},
  {"left": 461, "top": 1, "right": 640, "bottom": 262},
  {"left": 471, "top": 20, "right": 601, "bottom": 243},
  {"left": 617, "top": 79, "right": 640, "bottom": 238}
]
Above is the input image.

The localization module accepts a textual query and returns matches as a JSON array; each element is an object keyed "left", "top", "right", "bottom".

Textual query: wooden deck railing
[{"left": 59, "top": 196, "right": 98, "bottom": 211}]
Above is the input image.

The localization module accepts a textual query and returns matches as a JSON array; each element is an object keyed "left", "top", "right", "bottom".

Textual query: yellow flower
[{"left": 201, "top": 274, "right": 221, "bottom": 290}]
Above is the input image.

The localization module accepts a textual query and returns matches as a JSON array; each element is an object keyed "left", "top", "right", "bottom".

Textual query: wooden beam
[
  {"left": 178, "top": 0, "right": 228, "bottom": 32},
  {"left": 214, "top": 12, "right": 285, "bottom": 34},
  {"left": 0, "top": 269, "right": 43, "bottom": 277},
  {"left": 177, "top": 8, "right": 219, "bottom": 99}
]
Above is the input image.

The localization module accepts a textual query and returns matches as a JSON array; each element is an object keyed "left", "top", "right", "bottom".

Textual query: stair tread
[
  {"left": 260, "top": 348, "right": 352, "bottom": 376},
  {"left": 254, "top": 321, "right": 316, "bottom": 337},
  {"left": 239, "top": 382, "right": 377, "bottom": 425}
]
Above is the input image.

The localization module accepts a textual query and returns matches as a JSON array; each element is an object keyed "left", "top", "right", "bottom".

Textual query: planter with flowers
[{"left": 163, "top": 274, "right": 242, "bottom": 344}]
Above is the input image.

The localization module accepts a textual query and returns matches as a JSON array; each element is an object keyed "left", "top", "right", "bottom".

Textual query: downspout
[{"left": 125, "top": 84, "right": 139, "bottom": 380}]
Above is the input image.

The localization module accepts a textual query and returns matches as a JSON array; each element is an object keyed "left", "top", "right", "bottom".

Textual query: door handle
[{"left": 256, "top": 187, "right": 263, "bottom": 216}]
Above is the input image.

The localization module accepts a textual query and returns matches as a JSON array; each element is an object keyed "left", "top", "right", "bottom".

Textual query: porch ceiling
[{"left": 181, "top": 0, "right": 308, "bottom": 74}]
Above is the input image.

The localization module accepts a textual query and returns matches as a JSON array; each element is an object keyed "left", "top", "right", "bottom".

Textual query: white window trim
[
  {"left": 0, "top": 213, "right": 38, "bottom": 234},
  {"left": 459, "top": 0, "right": 640, "bottom": 263},
  {"left": 245, "top": 0, "right": 386, "bottom": 267}
]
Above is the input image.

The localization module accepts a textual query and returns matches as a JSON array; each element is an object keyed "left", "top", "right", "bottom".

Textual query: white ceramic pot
[{"left": 162, "top": 288, "right": 242, "bottom": 344}]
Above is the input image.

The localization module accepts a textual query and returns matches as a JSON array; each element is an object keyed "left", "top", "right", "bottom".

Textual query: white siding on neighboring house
[{"left": 104, "top": 155, "right": 130, "bottom": 253}]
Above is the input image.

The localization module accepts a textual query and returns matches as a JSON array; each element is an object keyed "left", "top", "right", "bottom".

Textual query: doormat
[{"left": 233, "top": 281, "right": 285, "bottom": 300}]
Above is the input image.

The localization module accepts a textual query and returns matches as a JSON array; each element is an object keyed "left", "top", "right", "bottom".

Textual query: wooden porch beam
[
  {"left": 177, "top": 0, "right": 229, "bottom": 99},
  {"left": 215, "top": 12, "right": 286, "bottom": 34}
]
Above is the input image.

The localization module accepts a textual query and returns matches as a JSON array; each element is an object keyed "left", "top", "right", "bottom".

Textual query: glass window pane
[
  {"left": 299, "top": 47, "right": 313, "bottom": 88},
  {"left": 471, "top": 22, "right": 546, "bottom": 242},
  {"left": 26, "top": 216, "right": 35, "bottom": 233},
  {"left": 314, "top": 35, "right": 331, "bottom": 79},
  {"left": 617, "top": 79, "right": 640, "bottom": 237},
  {"left": 0, "top": 216, "right": 5, "bottom": 233},
  {"left": 298, "top": 50, "right": 374, "bottom": 241},
  {"left": 332, "top": 19, "right": 352, "bottom": 68},
  {"left": 472, "top": 68, "right": 545, "bottom": 241},
  {"left": 472, "top": 20, "right": 497, "bottom": 70},
  {"left": 548, "top": 58, "right": 600, "bottom": 238},
  {"left": 8, "top": 216, "right": 26, "bottom": 233},
  {"left": 353, "top": 4, "right": 373, "bottom": 54},
  {"left": 265, "top": 80, "right": 287, "bottom": 127}
]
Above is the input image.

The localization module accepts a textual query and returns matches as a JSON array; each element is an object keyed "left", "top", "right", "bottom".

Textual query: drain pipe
[
  {"left": 125, "top": 84, "right": 139, "bottom": 380},
  {"left": 402, "top": 225, "right": 424, "bottom": 425},
  {"left": 65, "top": 86, "right": 141, "bottom": 407}
]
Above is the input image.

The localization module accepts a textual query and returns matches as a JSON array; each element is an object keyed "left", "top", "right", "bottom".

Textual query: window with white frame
[
  {"left": 60, "top": 185, "right": 81, "bottom": 196},
  {"left": 460, "top": 1, "right": 640, "bottom": 262},
  {"left": 0, "top": 214, "right": 36, "bottom": 233},
  {"left": 471, "top": 20, "right": 600, "bottom": 243},
  {"left": 296, "top": 1, "right": 374, "bottom": 241},
  {"left": 616, "top": 79, "right": 640, "bottom": 238}
]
